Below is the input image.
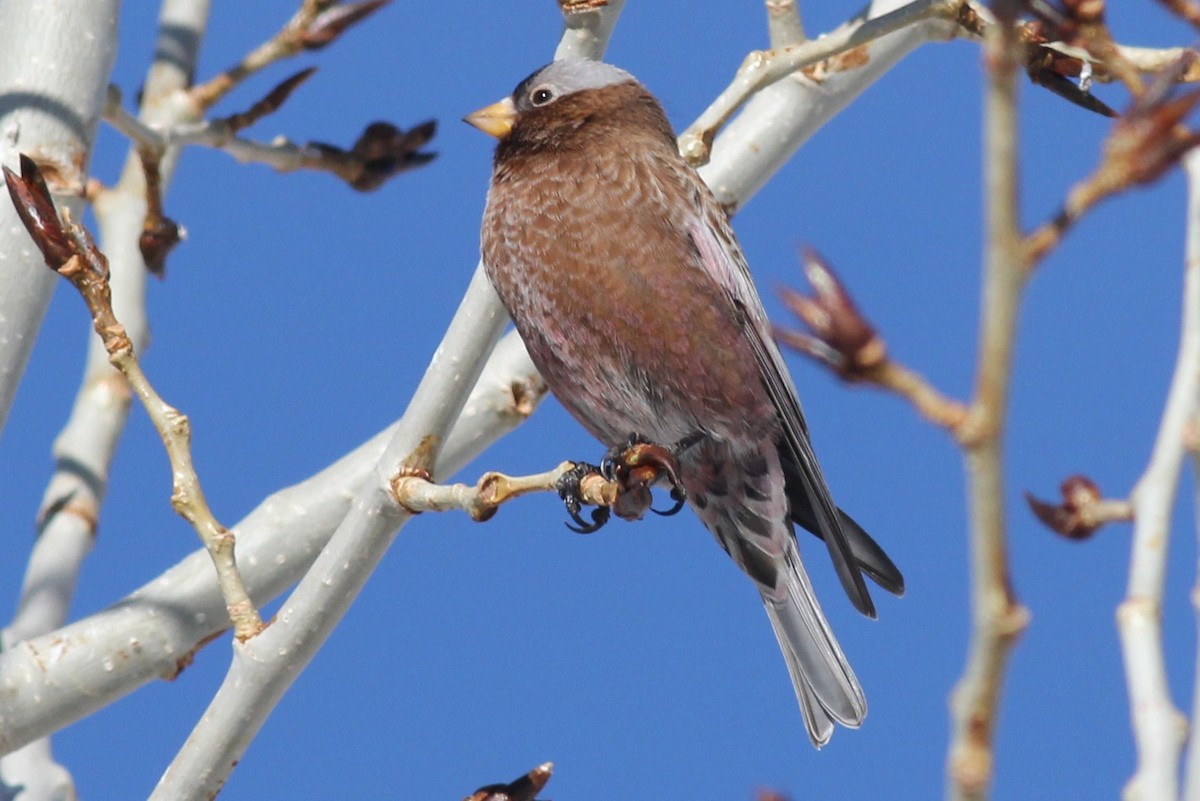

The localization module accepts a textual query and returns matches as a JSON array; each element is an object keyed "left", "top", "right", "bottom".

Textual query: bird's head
[{"left": 465, "top": 59, "right": 675, "bottom": 154}]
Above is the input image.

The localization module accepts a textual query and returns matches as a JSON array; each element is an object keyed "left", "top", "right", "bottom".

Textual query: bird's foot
[
  {"left": 556, "top": 432, "right": 702, "bottom": 533},
  {"left": 554, "top": 462, "right": 612, "bottom": 533},
  {"left": 610, "top": 432, "right": 705, "bottom": 517}
]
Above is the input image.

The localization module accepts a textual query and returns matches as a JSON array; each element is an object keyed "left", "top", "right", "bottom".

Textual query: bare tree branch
[
  {"left": 0, "top": 331, "right": 543, "bottom": 758},
  {"left": 4, "top": 158, "right": 264, "bottom": 640},
  {"left": 774, "top": 249, "right": 970, "bottom": 435},
  {"left": 1120, "top": 147, "right": 1200, "bottom": 801},
  {"left": 0, "top": 0, "right": 119, "bottom": 441},
  {"left": 0, "top": 0, "right": 210, "bottom": 794},
  {"left": 105, "top": 80, "right": 437, "bottom": 195},
  {"left": 679, "top": 0, "right": 963, "bottom": 167},
  {"left": 189, "top": 0, "right": 389, "bottom": 110},
  {"left": 694, "top": 0, "right": 961, "bottom": 213},
  {"left": 947, "top": 6, "right": 1031, "bottom": 798},
  {"left": 1024, "top": 59, "right": 1200, "bottom": 268}
]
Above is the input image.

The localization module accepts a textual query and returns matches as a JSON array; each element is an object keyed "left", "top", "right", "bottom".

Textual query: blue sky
[{"left": 1, "top": 3, "right": 1196, "bottom": 799}]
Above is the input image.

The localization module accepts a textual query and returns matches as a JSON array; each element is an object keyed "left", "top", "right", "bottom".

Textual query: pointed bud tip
[{"left": 1024, "top": 477, "right": 1103, "bottom": 541}]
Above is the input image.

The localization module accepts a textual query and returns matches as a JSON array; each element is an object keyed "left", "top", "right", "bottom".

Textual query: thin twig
[
  {"left": 774, "top": 249, "right": 970, "bottom": 437},
  {"left": 394, "top": 437, "right": 687, "bottom": 529},
  {"left": 1189, "top": 408, "right": 1200, "bottom": 800},
  {"left": 59, "top": 217, "right": 262, "bottom": 639},
  {"left": 135, "top": 148, "right": 183, "bottom": 275},
  {"left": 107, "top": 74, "right": 437, "bottom": 194},
  {"left": 864, "top": 361, "right": 969, "bottom": 433},
  {"left": 189, "top": 0, "right": 388, "bottom": 110},
  {"left": 766, "top": 0, "right": 805, "bottom": 48},
  {"left": 946, "top": 6, "right": 1031, "bottom": 799},
  {"left": 1024, "top": 63, "right": 1200, "bottom": 269},
  {"left": 678, "top": 0, "right": 963, "bottom": 166},
  {"left": 3, "top": 157, "right": 263, "bottom": 640},
  {"left": 110, "top": 34, "right": 336, "bottom": 274},
  {"left": 191, "top": 121, "right": 437, "bottom": 190},
  {"left": 394, "top": 463, "right": 610, "bottom": 521}
]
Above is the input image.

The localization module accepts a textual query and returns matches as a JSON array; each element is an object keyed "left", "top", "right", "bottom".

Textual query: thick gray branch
[{"left": 0, "top": 1, "right": 119, "bottom": 440}]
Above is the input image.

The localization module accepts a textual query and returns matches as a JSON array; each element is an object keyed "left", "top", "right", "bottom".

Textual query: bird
[{"left": 466, "top": 58, "right": 903, "bottom": 746}]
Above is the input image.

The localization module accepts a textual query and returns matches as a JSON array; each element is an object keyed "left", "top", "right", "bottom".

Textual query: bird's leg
[
  {"left": 554, "top": 462, "right": 612, "bottom": 534},
  {"left": 556, "top": 432, "right": 704, "bottom": 532},
  {"left": 654, "top": 430, "right": 704, "bottom": 517},
  {"left": 607, "top": 432, "right": 704, "bottom": 519}
]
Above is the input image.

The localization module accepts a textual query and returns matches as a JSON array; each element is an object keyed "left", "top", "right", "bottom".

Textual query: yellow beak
[{"left": 464, "top": 97, "right": 516, "bottom": 139}]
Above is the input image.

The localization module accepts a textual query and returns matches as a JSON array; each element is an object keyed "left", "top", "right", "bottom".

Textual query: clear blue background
[{"left": 1, "top": 3, "right": 1196, "bottom": 799}]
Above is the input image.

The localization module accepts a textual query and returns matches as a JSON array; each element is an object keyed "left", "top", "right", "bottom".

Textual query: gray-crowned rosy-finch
[{"left": 466, "top": 59, "right": 903, "bottom": 746}]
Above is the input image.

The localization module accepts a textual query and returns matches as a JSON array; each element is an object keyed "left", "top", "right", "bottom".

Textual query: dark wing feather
[
  {"left": 685, "top": 208, "right": 876, "bottom": 618},
  {"left": 787, "top": 486, "right": 905, "bottom": 596}
]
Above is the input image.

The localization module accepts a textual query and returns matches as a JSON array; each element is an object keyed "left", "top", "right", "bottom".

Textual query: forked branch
[{"left": 3, "top": 155, "right": 263, "bottom": 640}]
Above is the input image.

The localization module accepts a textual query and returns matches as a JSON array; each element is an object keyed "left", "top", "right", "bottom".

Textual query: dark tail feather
[
  {"left": 792, "top": 503, "right": 905, "bottom": 597},
  {"left": 779, "top": 448, "right": 903, "bottom": 613}
]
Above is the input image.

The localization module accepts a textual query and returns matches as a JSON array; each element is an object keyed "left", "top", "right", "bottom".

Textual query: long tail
[
  {"left": 762, "top": 540, "right": 866, "bottom": 747},
  {"left": 684, "top": 440, "right": 865, "bottom": 747}
]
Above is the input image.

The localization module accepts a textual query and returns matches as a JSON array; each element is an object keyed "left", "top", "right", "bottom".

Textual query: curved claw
[
  {"left": 556, "top": 461, "right": 611, "bottom": 534},
  {"left": 651, "top": 486, "right": 687, "bottom": 517},
  {"left": 599, "top": 453, "right": 618, "bottom": 482},
  {"left": 565, "top": 505, "right": 611, "bottom": 534}
]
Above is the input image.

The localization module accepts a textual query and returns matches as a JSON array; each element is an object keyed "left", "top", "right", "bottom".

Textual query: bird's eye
[{"left": 530, "top": 86, "right": 555, "bottom": 106}]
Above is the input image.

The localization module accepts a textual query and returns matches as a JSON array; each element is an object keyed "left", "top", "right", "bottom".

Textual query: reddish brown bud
[
  {"left": 139, "top": 216, "right": 184, "bottom": 277},
  {"left": 3, "top": 154, "right": 74, "bottom": 267},
  {"left": 349, "top": 119, "right": 437, "bottom": 191},
  {"left": 305, "top": 119, "right": 436, "bottom": 191},
  {"left": 464, "top": 762, "right": 553, "bottom": 801},
  {"left": 302, "top": 1, "right": 389, "bottom": 50},
  {"left": 1103, "top": 55, "right": 1200, "bottom": 187},
  {"left": 1025, "top": 474, "right": 1116, "bottom": 540},
  {"left": 774, "top": 248, "right": 885, "bottom": 379}
]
